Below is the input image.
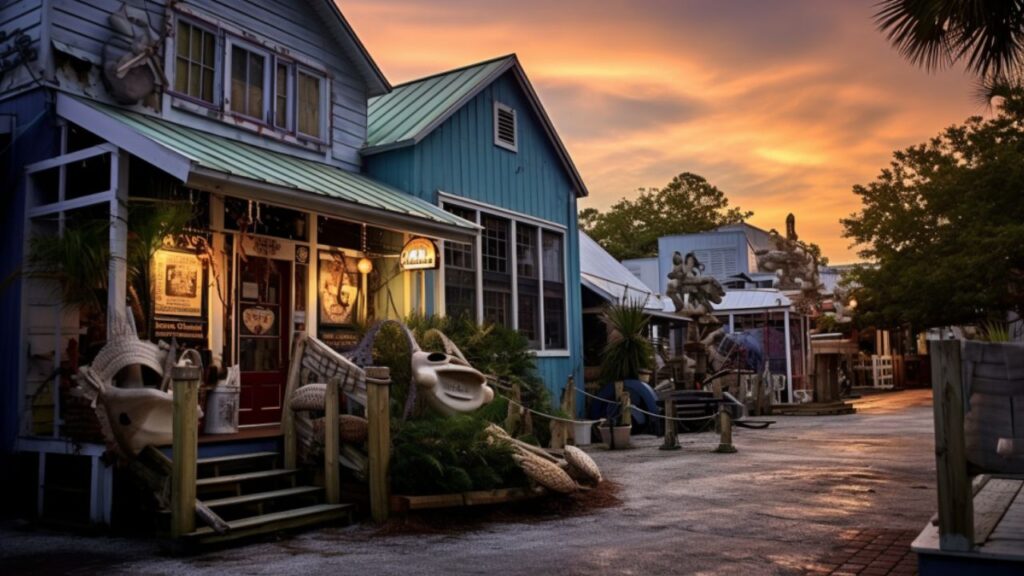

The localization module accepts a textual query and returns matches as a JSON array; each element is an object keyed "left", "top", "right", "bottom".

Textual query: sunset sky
[{"left": 341, "top": 0, "right": 986, "bottom": 262}]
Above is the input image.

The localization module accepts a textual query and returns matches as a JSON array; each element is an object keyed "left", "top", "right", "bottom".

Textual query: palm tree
[{"left": 875, "top": 0, "right": 1024, "bottom": 87}]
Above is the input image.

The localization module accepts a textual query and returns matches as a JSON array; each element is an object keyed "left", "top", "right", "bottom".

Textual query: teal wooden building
[{"left": 363, "top": 55, "right": 588, "bottom": 396}]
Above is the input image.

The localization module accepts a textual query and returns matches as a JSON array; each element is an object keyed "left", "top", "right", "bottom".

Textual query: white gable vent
[{"left": 494, "top": 102, "right": 517, "bottom": 152}]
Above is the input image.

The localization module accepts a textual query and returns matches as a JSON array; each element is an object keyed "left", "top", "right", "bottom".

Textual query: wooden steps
[
  {"left": 203, "top": 486, "right": 323, "bottom": 509},
  {"left": 183, "top": 504, "right": 352, "bottom": 545},
  {"left": 165, "top": 449, "right": 350, "bottom": 547},
  {"left": 195, "top": 468, "right": 297, "bottom": 489}
]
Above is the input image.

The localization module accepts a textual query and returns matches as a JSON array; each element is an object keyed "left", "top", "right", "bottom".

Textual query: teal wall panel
[{"left": 365, "top": 70, "right": 583, "bottom": 406}]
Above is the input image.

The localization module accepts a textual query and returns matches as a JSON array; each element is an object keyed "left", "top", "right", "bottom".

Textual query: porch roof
[{"left": 56, "top": 94, "right": 478, "bottom": 242}]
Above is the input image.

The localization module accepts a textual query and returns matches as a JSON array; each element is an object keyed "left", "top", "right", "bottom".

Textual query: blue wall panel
[
  {"left": 1, "top": 89, "right": 59, "bottom": 456},
  {"left": 365, "top": 70, "right": 584, "bottom": 407}
]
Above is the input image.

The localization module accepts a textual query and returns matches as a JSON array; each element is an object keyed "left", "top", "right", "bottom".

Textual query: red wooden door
[{"left": 237, "top": 256, "right": 291, "bottom": 426}]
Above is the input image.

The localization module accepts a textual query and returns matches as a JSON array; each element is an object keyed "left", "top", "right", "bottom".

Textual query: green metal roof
[
  {"left": 364, "top": 55, "right": 588, "bottom": 197},
  {"left": 365, "top": 55, "right": 514, "bottom": 151},
  {"left": 60, "top": 95, "right": 476, "bottom": 238}
]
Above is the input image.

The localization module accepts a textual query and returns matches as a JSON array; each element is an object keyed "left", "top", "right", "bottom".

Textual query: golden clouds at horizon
[{"left": 339, "top": 0, "right": 985, "bottom": 262}]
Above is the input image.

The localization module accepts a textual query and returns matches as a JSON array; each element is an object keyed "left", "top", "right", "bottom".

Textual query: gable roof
[
  {"left": 363, "top": 54, "right": 588, "bottom": 197},
  {"left": 309, "top": 0, "right": 390, "bottom": 96}
]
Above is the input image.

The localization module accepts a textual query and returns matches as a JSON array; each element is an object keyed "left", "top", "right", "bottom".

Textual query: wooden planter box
[{"left": 390, "top": 488, "right": 537, "bottom": 513}]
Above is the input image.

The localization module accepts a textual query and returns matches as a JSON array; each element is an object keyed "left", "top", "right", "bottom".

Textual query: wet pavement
[{"left": 0, "top": 389, "right": 936, "bottom": 575}]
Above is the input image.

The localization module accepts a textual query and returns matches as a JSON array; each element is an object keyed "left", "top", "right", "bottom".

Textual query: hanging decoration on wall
[
  {"left": 399, "top": 237, "right": 439, "bottom": 271},
  {"left": 153, "top": 248, "right": 203, "bottom": 317},
  {"left": 101, "top": 2, "right": 168, "bottom": 105},
  {"left": 318, "top": 252, "right": 359, "bottom": 326}
]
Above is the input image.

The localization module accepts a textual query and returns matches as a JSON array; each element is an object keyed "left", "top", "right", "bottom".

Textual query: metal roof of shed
[
  {"left": 713, "top": 289, "right": 793, "bottom": 313},
  {"left": 58, "top": 95, "right": 476, "bottom": 242},
  {"left": 579, "top": 231, "right": 663, "bottom": 310}
]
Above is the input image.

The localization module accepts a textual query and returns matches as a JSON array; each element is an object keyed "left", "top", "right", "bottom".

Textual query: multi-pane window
[
  {"left": 444, "top": 205, "right": 477, "bottom": 320},
  {"left": 171, "top": 15, "right": 328, "bottom": 143},
  {"left": 175, "top": 20, "right": 216, "bottom": 103},
  {"left": 542, "top": 230, "right": 566, "bottom": 349},
  {"left": 481, "top": 215, "right": 511, "bottom": 327},
  {"left": 442, "top": 201, "right": 567, "bottom": 351},
  {"left": 516, "top": 224, "right": 540, "bottom": 347},
  {"left": 230, "top": 45, "right": 267, "bottom": 120},
  {"left": 297, "top": 70, "right": 323, "bottom": 140}
]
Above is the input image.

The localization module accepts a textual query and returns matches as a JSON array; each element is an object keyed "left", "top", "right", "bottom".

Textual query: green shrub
[{"left": 390, "top": 414, "right": 525, "bottom": 495}]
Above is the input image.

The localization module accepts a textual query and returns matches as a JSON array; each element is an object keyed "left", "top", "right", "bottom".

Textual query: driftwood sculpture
[
  {"left": 665, "top": 251, "right": 725, "bottom": 320},
  {"left": 72, "top": 311, "right": 203, "bottom": 457},
  {"left": 755, "top": 213, "right": 822, "bottom": 312}
]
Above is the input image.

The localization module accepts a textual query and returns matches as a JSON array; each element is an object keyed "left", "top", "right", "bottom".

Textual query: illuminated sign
[{"left": 400, "top": 237, "right": 439, "bottom": 270}]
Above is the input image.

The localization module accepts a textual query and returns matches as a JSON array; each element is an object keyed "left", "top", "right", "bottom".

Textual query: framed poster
[
  {"left": 153, "top": 249, "right": 203, "bottom": 317},
  {"left": 318, "top": 252, "right": 359, "bottom": 327}
]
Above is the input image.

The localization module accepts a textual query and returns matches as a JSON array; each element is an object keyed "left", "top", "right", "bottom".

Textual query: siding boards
[
  {"left": 365, "top": 70, "right": 584, "bottom": 400},
  {"left": 46, "top": 0, "right": 368, "bottom": 169},
  {"left": 0, "top": 0, "right": 44, "bottom": 94},
  {"left": 0, "top": 90, "right": 58, "bottom": 453}
]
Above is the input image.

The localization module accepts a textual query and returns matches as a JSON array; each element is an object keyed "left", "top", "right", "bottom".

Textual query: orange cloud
[{"left": 339, "top": 0, "right": 985, "bottom": 262}]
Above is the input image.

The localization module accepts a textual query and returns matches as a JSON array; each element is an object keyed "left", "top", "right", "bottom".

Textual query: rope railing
[{"left": 574, "top": 386, "right": 718, "bottom": 423}]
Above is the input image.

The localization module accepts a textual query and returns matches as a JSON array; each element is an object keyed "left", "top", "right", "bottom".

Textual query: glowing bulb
[
  {"left": 357, "top": 258, "right": 373, "bottom": 275},
  {"left": 848, "top": 298, "right": 857, "bottom": 310}
]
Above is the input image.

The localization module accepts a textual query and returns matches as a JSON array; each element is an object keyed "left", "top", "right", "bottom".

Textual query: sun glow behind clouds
[{"left": 340, "top": 0, "right": 983, "bottom": 261}]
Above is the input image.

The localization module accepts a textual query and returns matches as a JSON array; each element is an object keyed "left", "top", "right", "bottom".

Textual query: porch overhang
[{"left": 56, "top": 94, "right": 478, "bottom": 243}]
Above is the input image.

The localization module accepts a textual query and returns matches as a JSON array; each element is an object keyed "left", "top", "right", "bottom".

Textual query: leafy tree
[
  {"left": 841, "top": 91, "right": 1024, "bottom": 329},
  {"left": 581, "top": 172, "right": 752, "bottom": 260},
  {"left": 875, "top": 0, "right": 1024, "bottom": 92}
]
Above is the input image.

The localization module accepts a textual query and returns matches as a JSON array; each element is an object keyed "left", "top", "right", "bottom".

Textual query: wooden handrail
[{"left": 324, "top": 374, "right": 340, "bottom": 505}]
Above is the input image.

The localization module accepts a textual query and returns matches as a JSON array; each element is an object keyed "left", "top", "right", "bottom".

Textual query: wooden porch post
[
  {"left": 366, "top": 366, "right": 391, "bottom": 523},
  {"left": 930, "top": 340, "right": 974, "bottom": 551},
  {"left": 171, "top": 361, "right": 201, "bottom": 538}
]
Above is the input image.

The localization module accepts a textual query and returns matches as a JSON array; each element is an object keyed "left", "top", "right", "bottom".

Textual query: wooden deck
[{"left": 913, "top": 475, "right": 1024, "bottom": 575}]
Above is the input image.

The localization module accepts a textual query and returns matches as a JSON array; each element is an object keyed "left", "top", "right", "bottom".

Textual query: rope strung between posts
[
  {"left": 496, "top": 391, "right": 605, "bottom": 425},
  {"left": 574, "top": 386, "right": 719, "bottom": 423}
]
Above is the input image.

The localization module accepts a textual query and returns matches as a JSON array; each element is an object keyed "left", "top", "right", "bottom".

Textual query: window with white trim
[
  {"left": 228, "top": 42, "right": 269, "bottom": 120},
  {"left": 442, "top": 201, "right": 567, "bottom": 351},
  {"left": 297, "top": 69, "right": 325, "bottom": 140},
  {"left": 170, "top": 13, "right": 329, "bottom": 144},
  {"left": 174, "top": 19, "right": 217, "bottom": 103},
  {"left": 494, "top": 102, "right": 517, "bottom": 152}
]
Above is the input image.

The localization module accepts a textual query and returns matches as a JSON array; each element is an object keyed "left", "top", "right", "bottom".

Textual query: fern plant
[{"left": 390, "top": 414, "right": 524, "bottom": 495}]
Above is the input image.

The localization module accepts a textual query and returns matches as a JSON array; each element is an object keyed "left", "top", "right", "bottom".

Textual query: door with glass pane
[{"left": 237, "top": 256, "right": 290, "bottom": 426}]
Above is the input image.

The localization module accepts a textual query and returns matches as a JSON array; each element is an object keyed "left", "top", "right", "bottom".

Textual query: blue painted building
[
  {"left": 0, "top": 2, "right": 588, "bottom": 527},
  {"left": 363, "top": 55, "right": 588, "bottom": 400}
]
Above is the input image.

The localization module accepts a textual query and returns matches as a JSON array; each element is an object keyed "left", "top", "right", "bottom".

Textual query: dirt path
[{"left": 0, "top": 390, "right": 936, "bottom": 576}]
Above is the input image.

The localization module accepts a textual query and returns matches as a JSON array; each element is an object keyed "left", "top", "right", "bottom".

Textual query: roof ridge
[{"left": 386, "top": 54, "right": 516, "bottom": 91}]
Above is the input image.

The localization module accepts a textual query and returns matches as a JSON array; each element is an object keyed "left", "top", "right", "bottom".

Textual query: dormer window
[{"left": 494, "top": 102, "right": 517, "bottom": 152}]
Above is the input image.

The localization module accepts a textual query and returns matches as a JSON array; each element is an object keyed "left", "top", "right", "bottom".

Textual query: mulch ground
[
  {"left": 375, "top": 480, "right": 623, "bottom": 536},
  {"left": 804, "top": 528, "right": 919, "bottom": 575}
]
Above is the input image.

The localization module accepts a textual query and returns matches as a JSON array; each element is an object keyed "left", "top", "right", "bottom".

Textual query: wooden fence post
[
  {"left": 714, "top": 408, "right": 737, "bottom": 454},
  {"left": 171, "top": 361, "right": 201, "bottom": 538},
  {"left": 564, "top": 376, "right": 576, "bottom": 446},
  {"left": 366, "top": 366, "right": 391, "bottom": 524},
  {"left": 283, "top": 335, "right": 306, "bottom": 470},
  {"left": 930, "top": 340, "right": 973, "bottom": 552},
  {"left": 324, "top": 375, "right": 341, "bottom": 505}
]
